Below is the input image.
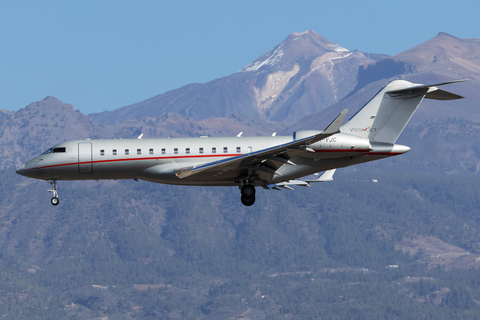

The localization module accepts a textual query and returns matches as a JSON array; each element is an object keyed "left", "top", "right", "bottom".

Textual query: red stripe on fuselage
[
  {"left": 29, "top": 150, "right": 401, "bottom": 171},
  {"left": 34, "top": 153, "right": 244, "bottom": 170}
]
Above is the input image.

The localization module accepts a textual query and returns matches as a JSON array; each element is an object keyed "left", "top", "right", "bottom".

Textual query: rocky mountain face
[
  {"left": 237, "top": 31, "right": 385, "bottom": 123},
  {"left": 289, "top": 33, "right": 480, "bottom": 132},
  {"left": 89, "top": 30, "right": 385, "bottom": 125},
  {"left": 395, "top": 32, "right": 480, "bottom": 80}
]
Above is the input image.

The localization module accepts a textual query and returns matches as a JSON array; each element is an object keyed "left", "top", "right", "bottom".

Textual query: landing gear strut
[
  {"left": 240, "top": 184, "right": 256, "bottom": 206},
  {"left": 47, "top": 180, "right": 59, "bottom": 206}
]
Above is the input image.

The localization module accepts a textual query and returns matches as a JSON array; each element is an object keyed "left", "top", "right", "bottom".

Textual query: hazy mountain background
[{"left": 2, "top": 30, "right": 480, "bottom": 319}]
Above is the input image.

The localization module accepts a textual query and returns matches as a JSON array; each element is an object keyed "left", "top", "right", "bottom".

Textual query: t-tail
[{"left": 340, "top": 79, "right": 466, "bottom": 143}]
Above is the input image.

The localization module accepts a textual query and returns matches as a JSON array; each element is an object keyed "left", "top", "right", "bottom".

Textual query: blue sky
[{"left": 1, "top": 0, "right": 478, "bottom": 115}]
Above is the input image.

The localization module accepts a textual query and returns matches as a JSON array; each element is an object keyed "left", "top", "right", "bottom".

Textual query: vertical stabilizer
[{"left": 340, "top": 80, "right": 465, "bottom": 143}]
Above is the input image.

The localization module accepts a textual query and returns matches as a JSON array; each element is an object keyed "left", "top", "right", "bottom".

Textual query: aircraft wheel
[
  {"left": 241, "top": 195, "right": 255, "bottom": 206},
  {"left": 51, "top": 197, "right": 59, "bottom": 206},
  {"left": 241, "top": 184, "right": 256, "bottom": 197}
]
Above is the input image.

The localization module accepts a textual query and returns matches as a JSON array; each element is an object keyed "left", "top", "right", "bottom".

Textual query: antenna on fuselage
[
  {"left": 137, "top": 133, "right": 143, "bottom": 139},
  {"left": 237, "top": 132, "right": 243, "bottom": 137}
]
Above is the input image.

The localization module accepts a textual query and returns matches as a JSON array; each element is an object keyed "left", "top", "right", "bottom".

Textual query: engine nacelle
[{"left": 293, "top": 131, "right": 371, "bottom": 159}]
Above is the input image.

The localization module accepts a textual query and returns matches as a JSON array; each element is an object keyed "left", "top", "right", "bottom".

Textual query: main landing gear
[
  {"left": 240, "top": 184, "right": 256, "bottom": 206},
  {"left": 47, "top": 180, "right": 59, "bottom": 206}
]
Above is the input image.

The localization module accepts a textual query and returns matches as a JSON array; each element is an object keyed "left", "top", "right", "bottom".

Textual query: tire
[
  {"left": 241, "top": 195, "right": 255, "bottom": 206},
  {"left": 241, "top": 185, "right": 256, "bottom": 197},
  {"left": 51, "top": 197, "right": 59, "bottom": 206}
]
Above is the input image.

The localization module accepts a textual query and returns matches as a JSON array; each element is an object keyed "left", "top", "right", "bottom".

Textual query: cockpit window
[{"left": 42, "top": 147, "right": 66, "bottom": 154}]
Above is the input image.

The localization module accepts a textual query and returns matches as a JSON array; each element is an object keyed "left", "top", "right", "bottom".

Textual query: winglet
[{"left": 323, "top": 109, "right": 349, "bottom": 134}]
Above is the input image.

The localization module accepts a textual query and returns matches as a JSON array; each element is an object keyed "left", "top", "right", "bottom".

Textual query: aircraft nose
[{"left": 16, "top": 164, "right": 26, "bottom": 176}]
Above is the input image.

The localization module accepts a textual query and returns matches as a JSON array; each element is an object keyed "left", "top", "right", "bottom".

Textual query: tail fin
[{"left": 340, "top": 80, "right": 466, "bottom": 143}]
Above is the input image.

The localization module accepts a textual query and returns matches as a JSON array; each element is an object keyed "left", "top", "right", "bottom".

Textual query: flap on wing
[{"left": 176, "top": 110, "right": 348, "bottom": 179}]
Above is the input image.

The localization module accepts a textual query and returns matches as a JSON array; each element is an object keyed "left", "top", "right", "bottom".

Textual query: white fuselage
[{"left": 16, "top": 132, "right": 408, "bottom": 187}]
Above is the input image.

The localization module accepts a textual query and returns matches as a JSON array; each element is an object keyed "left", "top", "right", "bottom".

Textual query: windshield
[{"left": 42, "top": 147, "right": 66, "bottom": 154}]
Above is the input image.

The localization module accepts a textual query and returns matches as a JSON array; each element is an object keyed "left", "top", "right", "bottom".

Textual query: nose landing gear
[
  {"left": 240, "top": 184, "right": 256, "bottom": 206},
  {"left": 47, "top": 180, "right": 59, "bottom": 206}
]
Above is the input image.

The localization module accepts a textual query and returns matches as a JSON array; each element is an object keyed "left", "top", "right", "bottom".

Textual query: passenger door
[{"left": 78, "top": 142, "right": 93, "bottom": 174}]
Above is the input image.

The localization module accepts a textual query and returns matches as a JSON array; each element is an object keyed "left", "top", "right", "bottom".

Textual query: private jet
[{"left": 16, "top": 79, "right": 465, "bottom": 206}]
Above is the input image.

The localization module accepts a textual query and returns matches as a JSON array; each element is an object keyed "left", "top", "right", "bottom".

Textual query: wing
[{"left": 175, "top": 110, "right": 348, "bottom": 183}]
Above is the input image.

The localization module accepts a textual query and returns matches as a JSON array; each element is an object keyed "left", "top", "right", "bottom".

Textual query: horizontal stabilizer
[
  {"left": 387, "top": 79, "right": 467, "bottom": 99},
  {"left": 274, "top": 169, "right": 336, "bottom": 190},
  {"left": 277, "top": 184, "right": 295, "bottom": 190},
  {"left": 312, "top": 169, "right": 336, "bottom": 182},
  {"left": 425, "top": 89, "right": 464, "bottom": 100},
  {"left": 277, "top": 180, "right": 311, "bottom": 187}
]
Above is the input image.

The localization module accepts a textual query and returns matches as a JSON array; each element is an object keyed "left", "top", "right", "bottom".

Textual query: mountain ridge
[
  {"left": 88, "top": 31, "right": 480, "bottom": 128},
  {"left": 89, "top": 30, "right": 384, "bottom": 125}
]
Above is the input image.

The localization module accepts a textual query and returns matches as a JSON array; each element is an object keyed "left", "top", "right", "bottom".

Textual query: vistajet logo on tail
[{"left": 350, "top": 127, "right": 377, "bottom": 132}]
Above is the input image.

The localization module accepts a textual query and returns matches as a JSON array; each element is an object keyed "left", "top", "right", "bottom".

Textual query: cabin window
[
  {"left": 100, "top": 149, "right": 105, "bottom": 156},
  {"left": 199, "top": 147, "right": 204, "bottom": 154},
  {"left": 237, "top": 147, "right": 241, "bottom": 153},
  {"left": 149, "top": 148, "right": 154, "bottom": 155},
  {"left": 125, "top": 149, "right": 129, "bottom": 155},
  {"left": 186, "top": 148, "right": 190, "bottom": 154},
  {"left": 113, "top": 149, "right": 117, "bottom": 156},
  {"left": 223, "top": 147, "right": 228, "bottom": 153},
  {"left": 161, "top": 148, "right": 166, "bottom": 154},
  {"left": 174, "top": 148, "right": 178, "bottom": 154},
  {"left": 137, "top": 149, "right": 141, "bottom": 155},
  {"left": 212, "top": 147, "right": 216, "bottom": 154}
]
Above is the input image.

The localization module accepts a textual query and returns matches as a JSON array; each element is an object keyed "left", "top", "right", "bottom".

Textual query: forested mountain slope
[{"left": 3, "top": 166, "right": 480, "bottom": 318}]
